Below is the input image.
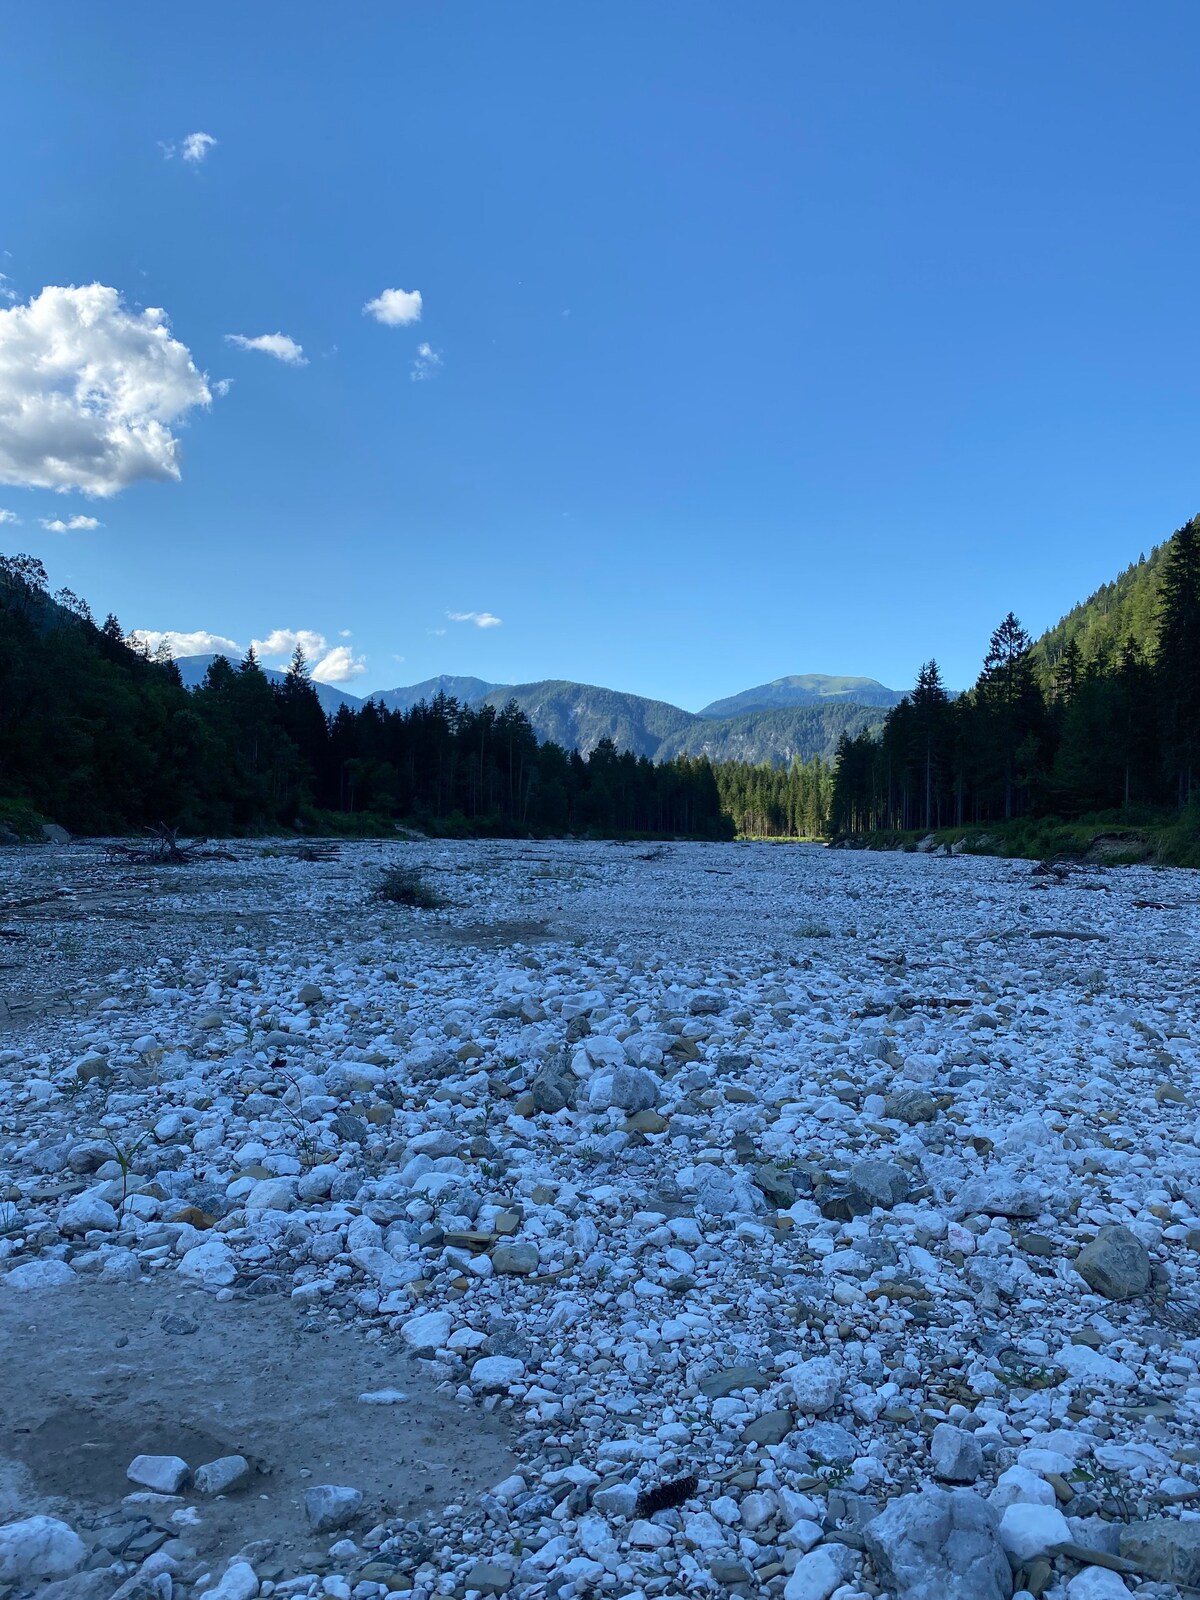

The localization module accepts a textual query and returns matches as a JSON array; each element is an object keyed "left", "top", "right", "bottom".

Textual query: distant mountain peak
[
  {"left": 172, "top": 657, "right": 895, "bottom": 765},
  {"left": 699, "top": 673, "right": 905, "bottom": 718}
]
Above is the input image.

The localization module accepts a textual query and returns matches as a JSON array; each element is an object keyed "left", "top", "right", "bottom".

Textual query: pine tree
[{"left": 1156, "top": 519, "right": 1200, "bottom": 804}]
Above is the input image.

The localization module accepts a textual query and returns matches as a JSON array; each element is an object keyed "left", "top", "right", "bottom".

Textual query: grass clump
[{"left": 376, "top": 864, "right": 447, "bottom": 909}]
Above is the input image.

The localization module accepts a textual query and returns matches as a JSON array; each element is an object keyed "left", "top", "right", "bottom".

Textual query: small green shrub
[{"left": 376, "top": 865, "right": 447, "bottom": 909}]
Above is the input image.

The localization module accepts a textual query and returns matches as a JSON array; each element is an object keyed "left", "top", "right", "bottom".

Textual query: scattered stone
[
  {"left": 304, "top": 1483, "right": 364, "bottom": 1533},
  {"left": 1074, "top": 1225, "right": 1152, "bottom": 1301},
  {"left": 931, "top": 1422, "right": 984, "bottom": 1483}
]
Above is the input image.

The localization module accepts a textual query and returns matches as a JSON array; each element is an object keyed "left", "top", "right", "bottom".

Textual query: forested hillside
[
  {"left": 658, "top": 703, "right": 885, "bottom": 765},
  {"left": 832, "top": 517, "right": 1200, "bottom": 832},
  {"left": 1033, "top": 531, "right": 1179, "bottom": 672}
]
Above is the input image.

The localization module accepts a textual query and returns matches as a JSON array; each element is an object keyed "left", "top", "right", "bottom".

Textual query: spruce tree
[{"left": 1156, "top": 520, "right": 1200, "bottom": 804}]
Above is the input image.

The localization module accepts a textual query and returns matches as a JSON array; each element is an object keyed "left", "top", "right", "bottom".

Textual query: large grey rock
[
  {"left": 930, "top": 1422, "right": 983, "bottom": 1483},
  {"left": 884, "top": 1088, "right": 937, "bottom": 1125},
  {"left": 608, "top": 1065, "right": 663, "bottom": 1112},
  {"left": 127, "top": 1453, "right": 189, "bottom": 1493},
  {"left": 493, "top": 1240, "right": 539, "bottom": 1274},
  {"left": 194, "top": 1453, "right": 251, "bottom": 1495},
  {"left": 1075, "top": 1225, "right": 1152, "bottom": 1301},
  {"left": 954, "top": 1175, "right": 1041, "bottom": 1219},
  {"left": 0, "top": 1516, "right": 87, "bottom": 1584},
  {"left": 865, "top": 1487, "right": 1013, "bottom": 1600},
  {"left": 849, "top": 1158, "right": 911, "bottom": 1210},
  {"left": 304, "top": 1482, "right": 364, "bottom": 1532},
  {"left": 1120, "top": 1518, "right": 1200, "bottom": 1586},
  {"left": 39, "top": 1573, "right": 118, "bottom": 1600}
]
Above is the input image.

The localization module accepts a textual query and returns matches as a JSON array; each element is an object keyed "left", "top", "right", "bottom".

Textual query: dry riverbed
[{"left": 1, "top": 838, "right": 1200, "bottom": 1600}]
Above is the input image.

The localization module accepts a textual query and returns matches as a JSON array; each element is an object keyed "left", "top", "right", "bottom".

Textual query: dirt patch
[
  {"left": 440, "top": 918, "right": 552, "bottom": 949},
  {"left": 0, "top": 1278, "right": 514, "bottom": 1564}
]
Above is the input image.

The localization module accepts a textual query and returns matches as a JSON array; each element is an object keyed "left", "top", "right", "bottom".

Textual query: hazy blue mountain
[
  {"left": 656, "top": 703, "right": 888, "bottom": 765},
  {"left": 698, "top": 673, "right": 905, "bottom": 717},
  {"left": 175, "top": 655, "right": 889, "bottom": 765},
  {"left": 370, "top": 675, "right": 499, "bottom": 713},
  {"left": 477, "top": 680, "right": 697, "bottom": 758},
  {"left": 174, "top": 654, "right": 365, "bottom": 716}
]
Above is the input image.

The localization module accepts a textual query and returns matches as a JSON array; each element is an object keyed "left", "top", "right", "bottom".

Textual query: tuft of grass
[{"left": 376, "top": 865, "right": 447, "bottom": 909}]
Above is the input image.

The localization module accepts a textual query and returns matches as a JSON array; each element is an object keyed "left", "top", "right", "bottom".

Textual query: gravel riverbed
[{"left": 2, "top": 838, "right": 1200, "bottom": 1600}]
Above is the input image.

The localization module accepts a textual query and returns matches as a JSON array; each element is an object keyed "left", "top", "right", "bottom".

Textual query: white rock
[
  {"left": 786, "top": 1355, "right": 841, "bottom": 1414},
  {"left": 0, "top": 1516, "right": 87, "bottom": 1583},
  {"left": 128, "top": 1454, "right": 190, "bottom": 1493},
  {"left": 783, "top": 1543, "right": 855, "bottom": 1600},
  {"left": 177, "top": 1239, "right": 236, "bottom": 1288},
  {"left": 401, "top": 1309, "right": 451, "bottom": 1352},
  {"left": 197, "top": 1560, "right": 260, "bottom": 1600},
  {"left": 471, "top": 1355, "right": 525, "bottom": 1389},
  {"left": 1055, "top": 1343, "right": 1136, "bottom": 1388},
  {"left": 4, "top": 1259, "right": 75, "bottom": 1290},
  {"left": 59, "top": 1193, "right": 119, "bottom": 1234},
  {"left": 1066, "top": 1567, "right": 1132, "bottom": 1598},
  {"left": 988, "top": 1465, "right": 1057, "bottom": 1512},
  {"left": 997, "top": 1501, "right": 1072, "bottom": 1562}
]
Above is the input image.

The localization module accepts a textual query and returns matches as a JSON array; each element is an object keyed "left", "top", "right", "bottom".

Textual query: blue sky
[{"left": 2, "top": 3, "right": 1199, "bottom": 706}]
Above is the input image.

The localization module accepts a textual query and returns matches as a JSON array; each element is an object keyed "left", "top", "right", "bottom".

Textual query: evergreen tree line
[
  {"left": 831, "top": 518, "right": 1200, "bottom": 833},
  {"left": 0, "top": 555, "right": 731, "bottom": 839},
  {"left": 713, "top": 756, "right": 833, "bottom": 837}
]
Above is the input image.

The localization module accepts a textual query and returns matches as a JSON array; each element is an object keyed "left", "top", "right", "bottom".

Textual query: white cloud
[
  {"left": 0, "top": 274, "right": 15, "bottom": 305},
  {"left": 252, "top": 628, "right": 328, "bottom": 660},
  {"left": 225, "top": 332, "right": 307, "bottom": 366},
  {"left": 427, "top": 627, "right": 446, "bottom": 637},
  {"left": 448, "top": 610, "right": 501, "bottom": 629},
  {"left": 40, "top": 514, "right": 100, "bottom": 532},
  {"left": 363, "top": 288, "right": 422, "bottom": 326},
  {"left": 181, "top": 132, "right": 217, "bottom": 164},
  {"left": 338, "top": 628, "right": 352, "bottom": 638},
  {"left": 0, "top": 507, "right": 19, "bottom": 524},
  {"left": 129, "top": 628, "right": 242, "bottom": 659},
  {"left": 0, "top": 284, "right": 211, "bottom": 497},
  {"left": 213, "top": 377, "right": 233, "bottom": 398},
  {"left": 411, "top": 341, "right": 442, "bottom": 382},
  {"left": 312, "top": 645, "right": 366, "bottom": 683}
]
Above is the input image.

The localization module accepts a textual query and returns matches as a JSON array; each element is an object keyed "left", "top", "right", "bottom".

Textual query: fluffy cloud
[
  {"left": 311, "top": 645, "right": 366, "bottom": 683},
  {"left": 225, "top": 332, "right": 307, "bottom": 366},
  {"left": 0, "top": 508, "right": 19, "bottom": 524},
  {"left": 182, "top": 131, "right": 217, "bottom": 164},
  {"left": 163, "top": 132, "right": 218, "bottom": 164},
  {"left": 0, "top": 284, "right": 211, "bottom": 496},
  {"left": 448, "top": 610, "right": 501, "bottom": 628},
  {"left": 40, "top": 514, "right": 101, "bottom": 532},
  {"left": 252, "top": 627, "right": 328, "bottom": 660},
  {"left": 129, "top": 628, "right": 242, "bottom": 660},
  {"left": 363, "top": 288, "right": 422, "bottom": 326},
  {"left": 130, "top": 624, "right": 365, "bottom": 678},
  {"left": 411, "top": 341, "right": 442, "bottom": 382}
]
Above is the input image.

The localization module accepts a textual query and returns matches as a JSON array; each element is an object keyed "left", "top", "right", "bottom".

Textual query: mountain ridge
[{"left": 172, "top": 657, "right": 896, "bottom": 764}]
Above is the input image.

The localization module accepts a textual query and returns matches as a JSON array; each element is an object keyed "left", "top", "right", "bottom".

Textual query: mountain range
[
  {"left": 174, "top": 517, "right": 1195, "bottom": 768},
  {"left": 173, "top": 658, "right": 903, "bottom": 764}
]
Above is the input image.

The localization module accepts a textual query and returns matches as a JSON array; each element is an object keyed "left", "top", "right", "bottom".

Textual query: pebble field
[{"left": 2, "top": 838, "right": 1200, "bottom": 1600}]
